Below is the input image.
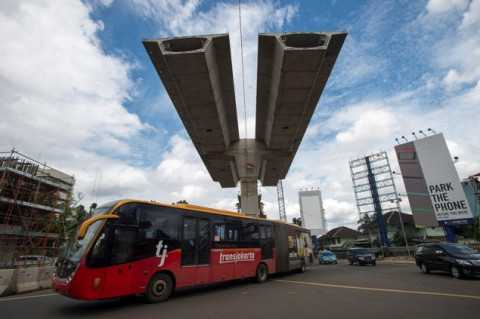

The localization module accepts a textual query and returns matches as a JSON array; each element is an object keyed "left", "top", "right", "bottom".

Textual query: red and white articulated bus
[{"left": 52, "top": 199, "right": 313, "bottom": 303}]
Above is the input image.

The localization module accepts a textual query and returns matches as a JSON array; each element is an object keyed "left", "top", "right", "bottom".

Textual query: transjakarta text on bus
[{"left": 52, "top": 199, "right": 314, "bottom": 303}]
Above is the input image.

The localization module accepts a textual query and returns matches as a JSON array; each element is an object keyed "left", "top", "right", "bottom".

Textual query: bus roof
[{"left": 106, "top": 199, "right": 308, "bottom": 231}]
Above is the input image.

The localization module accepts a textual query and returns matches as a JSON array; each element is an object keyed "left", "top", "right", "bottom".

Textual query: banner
[{"left": 395, "top": 133, "right": 473, "bottom": 227}]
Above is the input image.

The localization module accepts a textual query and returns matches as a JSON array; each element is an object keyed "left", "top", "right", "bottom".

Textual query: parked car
[
  {"left": 414, "top": 243, "right": 480, "bottom": 279},
  {"left": 347, "top": 247, "right": 376, "bottom": 266},
  {"left": 318, "top": 250, "right": 338, "bottom": 264},
  {"left": 15, "top": 255, "right": 52, "bottom": 267}
]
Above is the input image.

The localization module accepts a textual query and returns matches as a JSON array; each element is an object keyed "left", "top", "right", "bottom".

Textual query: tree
[
  {"left": 390, "top": 229, "right": 413, "bottom": 247},
  {"left": 54, "top": 193, "right": 91, "bottom": 244},
  {"left": 66, "top": 205, "right": 88, "bottom": 236},
  {"left": 454, "top": 217, "right": 480, "bottom": 240},
  {"left": 258, "top": 202, "right": 266, "bottom": 219},
  {"left": 357, "top": 213, "right": 375, "bottom": 231},
  {"left": 89, "top": 202, "right": 97, "bottom": 212},
  {"left": 173, "top": 200, "right": 188, "bottom": 204},
  {"left": 292, "top": 217, "right": 302, "bottom": 226}
]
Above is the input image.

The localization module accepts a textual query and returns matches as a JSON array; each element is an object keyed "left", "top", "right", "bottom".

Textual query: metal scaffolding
[
  {"left": 277, "top": 180, "right": 287, "bottom": 221},
  {"left": 349, "top": 151, "right": 402, "bottom": 247},
  {"left": 0, "top": 150, "right": 74, "bottom": 268}
]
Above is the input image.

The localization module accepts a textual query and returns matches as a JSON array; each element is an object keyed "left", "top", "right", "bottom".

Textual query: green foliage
[
  {"left": 292, "top": 217, "right": 302, "bottom": 226},
  {"left": 357, "top": 213, "right": 377, "bottom": 231},
  {"left": 55, "top": 193, "right": 91, "bottom": 243},
  {"left": 390, "top": 229, "right": 414, "bottom": 247},
  {"left": 173, "top": 200, "right": 188, "bottom": 204},
  {"left": 454, "top": 216, "right": 480, "bottom": 240},
  {"left": 89, "top": 202, "right": 97, "bottom": 212},
  {"left": 382, "top": 246, "right": 390, "bottom": 257}
]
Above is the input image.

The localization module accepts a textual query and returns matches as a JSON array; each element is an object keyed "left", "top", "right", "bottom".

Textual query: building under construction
[{"left": 0, "top": 150, "right": 75, "bottom": 268}]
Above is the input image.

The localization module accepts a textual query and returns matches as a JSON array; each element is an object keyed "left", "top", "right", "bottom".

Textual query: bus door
[
  {"left": 259, "top": 225, "right": 273, "bottom": 260},
  {"left": 181, "top": 217, "right": 210, "bottom": 286},
  {"left": 101, "top": 225, "right": 137, "bottom": 298}
]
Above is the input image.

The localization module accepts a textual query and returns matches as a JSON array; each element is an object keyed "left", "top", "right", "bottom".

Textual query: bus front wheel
[
  {"left": 254, "top": 264, "right": 268, "bottom": 283},
  {"left": 146, "top": 273, "right": 173, "bottom": 303}
]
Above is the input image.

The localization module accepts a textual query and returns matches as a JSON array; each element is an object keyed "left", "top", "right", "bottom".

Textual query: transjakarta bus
[{"left": 52, "top": 199, "right": 313, "bottom": 303}]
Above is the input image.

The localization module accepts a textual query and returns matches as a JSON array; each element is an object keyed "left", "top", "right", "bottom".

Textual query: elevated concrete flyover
[
  {"left": 143, "top": 31, "right": 347, "bottom": 216},
  {"left": 256, "top": 32, "right": 347, "bottom": 186},
  {"left": 143, "top": 34, "right": 240, "bottom": 188}
]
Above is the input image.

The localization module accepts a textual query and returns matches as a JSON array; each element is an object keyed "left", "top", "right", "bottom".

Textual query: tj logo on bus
[{"left": 156, "top": 240, "right": 168, "bottom": 267}]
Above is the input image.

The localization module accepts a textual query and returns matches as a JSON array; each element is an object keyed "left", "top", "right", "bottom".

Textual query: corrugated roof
[{"left": 325, "top": 226, "right": 363, "bottom": 238}]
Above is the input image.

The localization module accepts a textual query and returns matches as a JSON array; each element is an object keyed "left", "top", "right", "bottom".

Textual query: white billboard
[
  {"left": 299, "top": 189, "right": 326, "bottom": 236},
  {"left": 395, "top": 133, "right": 473, "bottom": 227}
]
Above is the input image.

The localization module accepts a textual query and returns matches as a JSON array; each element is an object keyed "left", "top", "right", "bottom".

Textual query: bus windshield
[{"left": 55, "top": 203, "right": 117, "bottom": 280}]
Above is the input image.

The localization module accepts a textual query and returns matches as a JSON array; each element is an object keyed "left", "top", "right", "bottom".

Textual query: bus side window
[
  {"left": 86, "top": 224, "right": 137, "bottom": 267},
  {"left": 109, "top": 227, "right": 136, "bottom": 265},
  {"left": 115, "top": 203, "right": 139, "bottom": 226},
  {"left": 134, "top": 215, "right": 155, "bottom": 260},
  {"left": 213, "top": 218, "right": 243, "bottom": 248},
  {"left": 214, "top": 224, "right": 226, "bottom": 241},
  {"left": 87, "top": 232, "right": 109, "bottom": 267},
  {"left": 259, "top": 225, "right": 274, "bottom": 260},
  {"left": 243, "top": 222, "right": 259, "bottom": 247},
  {"left": 198, "top": 219, "right": 210, "bottom": 265},
  {"left": 182, "top": 218, "right": 196, "bottom": 266},
  {"left": 133, "top": 206, "right": 180, "bottom": 260},
  {"left": 260, "top": 226, "right": 266, "bottom": 239}
]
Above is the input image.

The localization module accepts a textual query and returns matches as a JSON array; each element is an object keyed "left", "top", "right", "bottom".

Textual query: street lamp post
[{"left": 391, "top": 198, "right": 411, "bottom": 256}]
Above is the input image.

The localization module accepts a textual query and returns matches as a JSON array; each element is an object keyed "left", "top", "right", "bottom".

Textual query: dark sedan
[{"left": 414, "top": 243, "right": 480, "bottom": 279}]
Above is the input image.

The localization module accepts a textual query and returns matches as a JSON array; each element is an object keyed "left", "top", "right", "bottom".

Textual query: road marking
[
  {"left": 274, "top": 279, "right": 480, "bottom": 300},
  {"left": 0, "top": 293, "right": 57, "bottom": 302}
]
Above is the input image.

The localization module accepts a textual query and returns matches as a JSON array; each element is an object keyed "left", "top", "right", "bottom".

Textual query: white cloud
[
  {"left": 460, "top": 0, "right": 480, "bottom": 29},
  {"left": 94, "top": 0, "right": 480, "bottom": 231},
  {"left": 0, "top": 0, "right": 151, "bottom": 210},
  {"left": 423, "top": 0, "right": 480, "bottom": 93},
  {"left": 0, "top": 0, "right": 143, "bottom": 159},
  {"left": 426, "top": 0, "right": 469, "bottom": 13},
  {"left": 323, "top": 198, "right": 358, "bottom": 229},
  {"left": 128, "top": 0, "right": 298, "bottom": 138},
  {"left": 335, "top": 107, "right": 398, "bottom": 146},
  {"left": 1, "top": 0, "right": 479, "bottom": 231},
  {"left": 154, "top": 134, "right": 210, "bottom": 187},
  {"left": 443, "top": 69, "right": 462, "bottom": 90}
]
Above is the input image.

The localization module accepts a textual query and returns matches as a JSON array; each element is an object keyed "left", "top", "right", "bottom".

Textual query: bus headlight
[{"left": 93, "top": 278, "right": 100, "bottom": 289}]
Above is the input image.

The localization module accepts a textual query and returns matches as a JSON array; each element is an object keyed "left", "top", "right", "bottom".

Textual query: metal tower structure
[
  {"left": 349, "top": 151, "right": 402, "bottom": 247},
  {"left": 277, "top": 180, "right": 286, "bottom": 221}
]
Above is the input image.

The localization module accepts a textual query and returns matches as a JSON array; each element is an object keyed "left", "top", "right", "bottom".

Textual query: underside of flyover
[{"left": 143, "top": 31, "right": 347, "bottom": 216}]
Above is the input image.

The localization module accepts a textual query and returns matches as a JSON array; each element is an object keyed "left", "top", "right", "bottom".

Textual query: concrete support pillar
[{"left": 240, "top": 178, "right": 259, "bottom": 216}]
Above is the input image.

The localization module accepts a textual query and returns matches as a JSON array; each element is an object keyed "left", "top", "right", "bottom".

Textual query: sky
[{"left": 1, "top": 0, "right": 479, "bottom": 230}]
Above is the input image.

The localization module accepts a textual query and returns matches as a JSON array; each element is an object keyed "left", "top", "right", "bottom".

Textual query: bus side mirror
[{"left": 77, "top": 215, "right": 120, "bottom": 240}]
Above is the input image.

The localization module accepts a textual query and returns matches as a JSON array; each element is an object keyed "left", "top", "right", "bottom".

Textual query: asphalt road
[{"left": 1, "top": 260, "right": 479, "bottom": 319}]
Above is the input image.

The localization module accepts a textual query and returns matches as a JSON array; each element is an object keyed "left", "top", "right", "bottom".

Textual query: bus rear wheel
[
  {"left": 254, "top": 264, "right": 268, "bottom": 283},
  {"left": 146, "top": 273, "right": 173, "bottom": 303}
]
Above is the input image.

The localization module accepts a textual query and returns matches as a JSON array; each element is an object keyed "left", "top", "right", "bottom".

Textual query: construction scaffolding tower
[
  {"left": 349, "top": 151, "right": 402, "bottom": 247},
  {"left": 277, "top": 180, "right": 287, "bottom": 221},
  {"left": 0, "top": 150, "right": 75, "bottom": 268}
]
